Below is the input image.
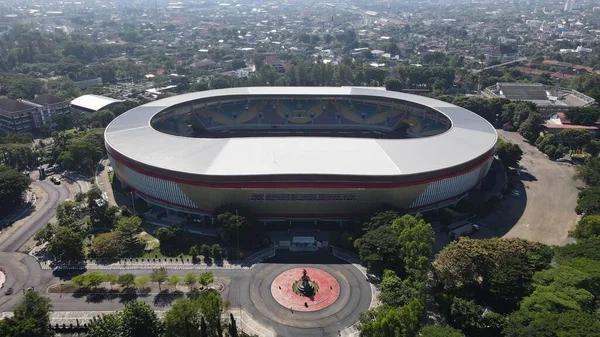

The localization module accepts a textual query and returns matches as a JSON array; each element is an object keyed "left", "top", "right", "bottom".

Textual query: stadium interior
[{"left": 151, "top": 95, "right": 451, "bottom": 139}]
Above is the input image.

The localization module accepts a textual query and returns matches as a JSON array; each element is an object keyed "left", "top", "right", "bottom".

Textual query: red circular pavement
[{"left": 270, "top": 267, "right": 340, "bottom": 312}]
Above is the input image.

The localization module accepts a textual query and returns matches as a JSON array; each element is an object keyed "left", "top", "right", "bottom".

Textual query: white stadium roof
[
  {"left": 105, "top": 87, "right": 497, "bottom": 177},
  {"left": 71, "top": 95, "right": 122, "bottom": 112}
]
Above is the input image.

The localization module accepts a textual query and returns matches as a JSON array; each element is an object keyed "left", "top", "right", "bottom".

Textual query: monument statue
[{"left": 297, "top": 269, "right": 314, "bottom": 296}]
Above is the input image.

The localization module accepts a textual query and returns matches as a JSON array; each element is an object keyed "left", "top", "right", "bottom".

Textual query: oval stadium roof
[{"left": 105, "top": 87, "right": 497, "bottom": 177}]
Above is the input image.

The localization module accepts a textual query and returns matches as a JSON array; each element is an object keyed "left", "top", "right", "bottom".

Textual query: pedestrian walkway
[
  {"left": 226, "top": 308, "right": 276, "bottom": 337},
  {"left": 0, "top": 311, "right": 168, "bottom": 326},
  {"left": 38, "top": 258, "right": 249, "bottom": 271},
  {"left": 0, "top": 309, "right": 274, "bottom": 337},
  {"left": 340, "top": 324, "right": 360, "bottom": 337}
]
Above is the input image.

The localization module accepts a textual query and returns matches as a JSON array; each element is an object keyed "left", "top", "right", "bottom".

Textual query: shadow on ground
[{"left": 153, "top": 289, "right": 184, "bottom": 307}]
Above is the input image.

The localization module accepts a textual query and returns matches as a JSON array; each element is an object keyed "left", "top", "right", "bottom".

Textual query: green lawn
[{"left": 135, "top": 226, "right": 222, "bottom": 259}]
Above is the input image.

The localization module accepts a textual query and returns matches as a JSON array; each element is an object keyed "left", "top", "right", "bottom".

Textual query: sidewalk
[
  {"left": 0, "top": 309, "right": 274, "bottom": 337},
  {"left": 38, "top": 258, "right": 249, "bottom": 271},
  {"left": 227, "top": 308, "right": 276, "bottom": 337}
]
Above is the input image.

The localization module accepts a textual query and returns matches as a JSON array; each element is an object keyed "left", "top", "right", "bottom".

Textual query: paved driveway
[{"left": 473, "top": 130, "right": 581, "bottom": 246}]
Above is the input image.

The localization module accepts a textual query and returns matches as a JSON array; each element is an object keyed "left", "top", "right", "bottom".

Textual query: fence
[{"left": 243, "top": 245, "right": 276, "bottom": 267}]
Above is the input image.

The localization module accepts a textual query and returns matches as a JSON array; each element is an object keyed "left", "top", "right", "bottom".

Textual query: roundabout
[
  {"left": 236, "top": 252, "right": 372, "bottom": 336},
  {"left": 271, "top": 267, "right": 340, "bottom": 312}
]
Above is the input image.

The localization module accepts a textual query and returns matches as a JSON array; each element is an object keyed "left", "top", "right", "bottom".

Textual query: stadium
[{"left": 105, "top": 87, "right": 497, "bottom": 219}]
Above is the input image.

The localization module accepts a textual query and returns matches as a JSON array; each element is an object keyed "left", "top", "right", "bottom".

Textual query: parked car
[
  {"left": 366, "top": 273, "right": 381, "bottom": 283},
  {"left": 5, "top": 287, "right": 13, "bottom": 295},
  {"left": 449, "top": 224, "right": 480, "bottom": 240}
]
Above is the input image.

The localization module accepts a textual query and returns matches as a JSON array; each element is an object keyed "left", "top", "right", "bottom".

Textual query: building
[
  {"left": 22, "top": 94, "right": 71, "bottom": 128},
  {"left": 70, "top": 95, "right": 123, "bottom": 115},
  {"left": 72, "top": 77, "right": 103, "bottom": 89},
  {"left": 482, "top": 82, "right": 596, "bottom": 116},
  {"left": 485, "top": 45, "right": 518, "bottom": 63},
  {"left": 264, "top": 55, "right": 289, "bottom": 72},
  {"left": 544, "top": 112, "right": 599, "bottom": 134},
  {"left": 0, "top": 98, "right": 38, "bottom": 134},
  {"left": 105, "top": 87, "right": 497, "bottom": 219}
]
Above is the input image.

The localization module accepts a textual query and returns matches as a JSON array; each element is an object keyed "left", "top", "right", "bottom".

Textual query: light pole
[{"left": 236, "top": 209, "right": 240, "bottom": 259}]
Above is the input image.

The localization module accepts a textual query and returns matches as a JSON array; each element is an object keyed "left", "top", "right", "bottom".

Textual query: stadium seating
[
  {"left": 406, "top": 117, "right": 446, "bottom": 137},
  {"left": 499, "top": 84, "right": 547, "bottom": 100},
  {"left": 157, "top": 99, "right": 451, "bottom": 139}
]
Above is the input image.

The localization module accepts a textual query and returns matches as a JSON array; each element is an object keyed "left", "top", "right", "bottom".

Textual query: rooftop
[
  {"left": 105, "top": 87, "right": 497, "bottom": 178},
  {"left": 0, "top": 98, "right": 35, "bottom": 114},
  {"left": 70, "top": 95, "right": 122, "bottom": 112}
]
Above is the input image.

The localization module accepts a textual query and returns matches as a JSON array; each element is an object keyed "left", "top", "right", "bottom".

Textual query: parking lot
[{"left": 472, "top": 130, "right": 582, "bottom": 246}]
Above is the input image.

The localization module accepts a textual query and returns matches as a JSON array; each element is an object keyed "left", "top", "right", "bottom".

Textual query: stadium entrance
[{"left": 275, "top": 236, "right": 328, "bottom": 252}]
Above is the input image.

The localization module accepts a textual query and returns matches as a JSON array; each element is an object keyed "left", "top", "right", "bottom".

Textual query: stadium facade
[{"left": 105, "top": 87, "right": 497, "bottom": 218}]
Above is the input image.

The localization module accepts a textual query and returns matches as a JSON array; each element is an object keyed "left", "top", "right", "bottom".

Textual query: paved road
[
  {"left": 2, "top": 252, "right": 370, "bottom": 337},
  {"left": 0, "top": 180, "right": 69, "bottom": 253},
  {"left": 474, "top": 130, "right": 580, "bottom": 245}
]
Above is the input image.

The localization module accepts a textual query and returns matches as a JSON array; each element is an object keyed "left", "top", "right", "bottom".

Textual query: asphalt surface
[
  {"left": 473, "top": 130, "right": 580, "bottom": 246},
  {"left": 0, "top": 252, "right": 370, "bottom": 337},
  {"left": 0, "top": 180, "right": 69, "bottom": 253},
  {"left": 236, "top": 252, "right": 371, "bottom": 337}
]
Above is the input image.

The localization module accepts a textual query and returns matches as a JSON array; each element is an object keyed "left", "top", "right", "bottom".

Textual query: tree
[
  {"left": 87, "top": 313, "right": 123, "bottom": 337},
  {"left": 379, "top": 270, "right": 415, "bottom": 307},
  {"left": 135, "top": 276, "right": 150, "bottom": 289},
  {"left": 184, "top": 273, "right": 197, "bottom": 288},
  {"left": 168, "top": 275, "right": 181, "bottom": 289},
  {"left": 555, "top": 237, "right": 600, "bottom": 262},
  {"left": 362, "top": 210, "right": 399, "bottom": 231},
  {"left": 211, "top": 244, "right": 222, "bottom": 260},
  {"left": 104, "top": 274, "right": 118, "bottom": 289},
  {"left": 395, "top": 214, "right": 434, "bottom": 281},
  {"left": 355, "top": 224, "right": 400, "bottom": 274},
  {"left": 71, "top": 275, "right": 85, "bottom": 287},
  {"left": 150, "top": 267, "right": 169, "bottom": 290},
  {"left": 121, "top": 301, "right": 163, "bottom": 337},
  {"left": 91, "top": 231, "right": 125, "bottom": 258},
  {"left": 91, "top": 109, "right": 115, "bottom": 127},
  {"left": 570, "top": 215, "right": 600, "bottom": 239},
  {"left": 419, "top": 325, "right": 465, "bottom": 337},
  {"left": 0, "top": 165, "right": 31, "bottom": 209},
  {"left": 558, "top": 129, "right": 593, "bottom": 153},
  {"left": 116, "top": 216, "right": 142, "bottom": 242},
  {"left": 201, "top": 244, "right": 211, "bottom": 261},
  {"left": 48, "top": 226, "right": 84, "bottom": 261},
  {"left": 518, "top": 113, "right": 545, "bottom": 143},
  {"left": 359, "top": 299, "right": 423, "bottom": 337},
  {"left": 433, "top": 238, "right": 552, "bottom": 312},
  {"left": 496, "top": 139, "right": 523, "bottom": 168},
  {"left": 198, "top": 272, "right": 214, "bottom": 287},
  {"left": 384, "top": 77, "right": 404, "bottom": 92},
  {"left": 33, "top": 223, "right": 54, "bottom": 245},
  {"left": 565, "top": 107, "right": 600, "bottom": 126},
  {"left": 118, "top": 273, "right": 136, "bottom": 288},
  {"left": 584, "top": 139, "right": 600, "bottom": 156},
  {"left": 0, "top": 291, "right": 51, "bottom": 337},
  {"left": 56, "top": 200, "right": 83, "bottom": 221},
  {"left": 197, "top": 291, "right": 225, "bottom": 336},
  {"left": 574, "top": 155, "right": 600, "bottom": 186},
  {"left": 163, "top": 298, "right": 201, "bottom": 337},
  {"left": 85, "top": 271, "right": 105, "bottom": 288},
  {"left": 575, "top": 186, "right": 600, "bottom": 215},
  {"left": 189, "top": 245, "right": 200, "bottom": 262}
]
